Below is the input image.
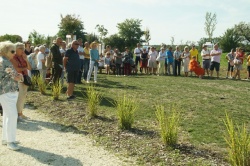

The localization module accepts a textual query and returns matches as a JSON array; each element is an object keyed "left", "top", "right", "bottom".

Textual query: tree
[
  {"left": 204, "top": 12, "right": 217, "bottom": 41},
  {"left": 85, "top": 33, "right": 99, "bottom": 43},
  {"left": 219, "top": 28, "right": 241, "bottom": 52},
  {"left": 28, "top": 30, "right": 52, "bottom": 46},
  {"left": 57, "top": 14, "right": 86, "bottom": 41},
  {"left": 95, "top": 24, "right": 108, "bottom": 43},
  {"left": 170, "top": 36, "right": 175, "bottom": 46},
  {"left": 144, "top": 28, "right": 151, "bottom": 46},
  {"left": 0, "top": 34, "right": 22, "bottom": 43},
  {"left": 234, "top": 22, "right": 250, "bottom": 43},
  {"left": 103, "top": 34, "right": 126, "bottom": 52},
  {"left": 117, "top": 19, "right": 144, "bottom": 49}
]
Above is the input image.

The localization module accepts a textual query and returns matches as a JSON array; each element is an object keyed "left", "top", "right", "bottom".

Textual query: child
[
  {"left": 98, "top": 53, "right": 105, "bottom": 74},
  {"left": 189, "top": 56, "right": 205, "bottom": 79},
  {"left": 86, "top": 41, "right": 99, "bottom": 83},
  {"left": 247, "top": 53, "right": 250, "bottom": 80},
  {"left": 104, "top": 52, "right": 111, "bottom": 75},
  {"left": 225, "top": 49, "right": 234, "bottom": 78}
]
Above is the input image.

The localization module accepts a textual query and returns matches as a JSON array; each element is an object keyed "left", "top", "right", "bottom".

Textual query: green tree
[
  {"left": 0, "top": 34, "right": 22, "bottom": 43},
  {"left": 204, "top": 12, "right": 217, "bottom": 41},
  {"left": 117, "top": 19, "right": 144, "bottom": 49},
  {"left": 28, "top": 30, "right": 52, "bottom": 46},
  {"left": 219, "top": 28, "right": 241, "bottom": 52},
  {"left": 234, "top": 22, "right": 250, "bottom": 43},
  {"left": 95, "top": 24, "right": 108, "bottom": 43},
  {"left": 85, "top": 33, "right": 99, "bottom": 43},
  {"left": 144, "top": 28, "right": 151, "bottom": 46},
  {"left": 57, "top": 14, "right": 86, "bottom": 41},
  {"left": 103, "top": 34, "right": 126, "bottom": 52}
]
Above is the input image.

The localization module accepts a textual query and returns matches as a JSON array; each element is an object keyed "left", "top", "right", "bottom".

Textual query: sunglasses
[
  {"left": 10, "top": 50, "right": 15, "bottom": 54},
  {"left": 74, "top": 43, "right": 79, "bottom": 45}
]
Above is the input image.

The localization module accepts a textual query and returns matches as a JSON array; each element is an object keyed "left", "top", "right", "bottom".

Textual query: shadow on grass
[
  {"left": 97, "top": 78, "right": 139, "bottom": 90},
  {"left": 19, "top": 147, "right": 83, "bottom": 166},
  {"left": 128, "top": 127, "right": 157, "bottom": 137},
  {"left": 94, "top": 115, "right": 115, "bottom": 122},
  {"left": 100, "top": 96, "right": 115, "bottom": 107}
]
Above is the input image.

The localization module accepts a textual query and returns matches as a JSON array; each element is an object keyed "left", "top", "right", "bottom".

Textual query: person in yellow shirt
[
  {"left": 189, "top": 45, "right": 199, "bottom": 76},
  {"left": 247, "top": 53, "right": 250, "bottom": 80}
]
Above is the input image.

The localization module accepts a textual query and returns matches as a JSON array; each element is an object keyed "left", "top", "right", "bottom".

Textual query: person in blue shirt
[
  {"left": 166, "top": 47, "right": 175, "bottom": 75},
  {"left": 86, "top": 41, "right": 100, "bottom": 83}
]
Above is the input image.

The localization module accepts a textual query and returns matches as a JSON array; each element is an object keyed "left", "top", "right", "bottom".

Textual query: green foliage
[
  {"left": 103, "top": 34, "right": 126, "bottom": 52},
  {"left": 51, "top": 82, "right": 62, "bottom": 100},
  {"left": 57, "top": 14, "right": 86, "bottom": 41},
  {"left": 115, "top": 94, "right": 137, "bottom": 130},
  {"left": 204, "top": 12, "right": 217, "bottom": 40},
  {"left": 117, "top": 18, "right": 144, "bottom": 49},
  {"left": 224, "top": 112, "right": 250, "bottom": 166},
  {"left": 37, "top": 76, "right": 47, "bottom": 95},
  {"left": 155, "top": 104, "right": 180, "bottom": 146},
  {"left": 85, "top": 33, "right": 99, "bottom": 43},
  {"left": 29, "top": 75, "right": 38, "bottom": 91},
  {"left": 95, "top": 24, "right": 108, "bottom": 43},
  {"left": 143, "top": 28, "right": 151, "bottom": 45},
  {"left": 234, "top": 22, "right": 250, "bottom": 43},
  {"left": 220, "top": 28, "right": 241, "bottom": 52},
  {"left": 0, "top": 34, "right": 22, "bottom": 43},
  {"left": 28, "top": 30, "right": 52, "bottom": 46},
  {"left": 86, "top": 85, "right": 102, "bottom": 117}
]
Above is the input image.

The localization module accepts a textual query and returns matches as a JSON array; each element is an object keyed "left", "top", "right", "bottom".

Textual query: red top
[{"left": 12, "top": 55, "right": 28, "bottom": 75}]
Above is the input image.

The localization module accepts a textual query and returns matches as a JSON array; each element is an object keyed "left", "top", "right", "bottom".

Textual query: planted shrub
[
  {"left": 115, "top": 94, "right": 137, "bottom": 130},
  {"left": 155, "top": 104, "right": 180, "bottom": 146},
  {"left": 51, "top": 82, "right": 62, "bottom": 100},
  {"left": 37, "top": 76, "right": 46, "bottom": 95},
  {"left": 29, "top": 75, "right": 38, "bottom": 90},
  {"left": 86, "top": 85, "right": 102, "bottom": 117},
  {"left": 224, "top": 112, "right": 250, "bottom": 166}
]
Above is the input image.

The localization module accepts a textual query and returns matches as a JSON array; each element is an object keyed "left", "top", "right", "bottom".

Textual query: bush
[
  {"left": 29, "top": 75, "right": 38, "bottom": 90},
  {"left": 37, "top": 76, "right": 47, "bottom": 95},
  {"left": 115, "top": 94, "right": 137, "bottom": 130},
  {"left": 51, "top": 82, "right": 62, "bottom": 100},
  {"left": 224, "top": 112, "right": 250, "bottom": 166},
  {"left": 155, "top": 104, "right": 180, "bottom": 146},
  {"left": 86, "top": 85, "right": 102, "bottom": 117}
]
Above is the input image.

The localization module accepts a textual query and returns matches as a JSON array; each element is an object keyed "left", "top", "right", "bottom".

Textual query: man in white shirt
[
  {"left": 173, "top": 46, "right": 182, "bottom": 76},
  {"left": 77, "top": 38, "right": 84, "bottom": 83},
  {"left": 201, "top": 44, "right": 211, "bottom": 76},
  {"left": 148, "top": 47, "right": 158, "bottom": 75},
  {"left": 210, "top": 44, "right": 222, "bottom": 78},
  {"left": 134, "top": 43, "right": 142, "bottom": 74}
]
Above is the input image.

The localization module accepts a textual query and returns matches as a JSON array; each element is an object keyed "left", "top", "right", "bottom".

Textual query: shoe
[
  {"left": 7, "top": 142, "right": 20, "bottom": 151},
  {"left": 67, "top": 95, "right": 76, "bottom": 100},
  {"left": 2, "top": 140, "right": 20, "bottom": 145},
  {"left": 17, "top": 116, "right": 25, "bottom": 122}
]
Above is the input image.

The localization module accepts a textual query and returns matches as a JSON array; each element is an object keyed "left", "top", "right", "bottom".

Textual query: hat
[
  {"left": 202, "top": 44, "right": 207, "bottom": 48},
  {"left": 184, "top": 46, "right": 188, "bottom": 49},
  {"left": 90, "top": 41, "right": 98, "bottom": 48}
]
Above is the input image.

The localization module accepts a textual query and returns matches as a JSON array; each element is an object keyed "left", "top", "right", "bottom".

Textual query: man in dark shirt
[
  {"left": 50, "top": 37, "right": 63, "bottom": 84},
  {"left": 63, "top": 40, "right": 80, "bottom": 100}
]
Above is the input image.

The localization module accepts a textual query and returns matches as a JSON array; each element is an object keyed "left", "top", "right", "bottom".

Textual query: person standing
[
  {"left": 201, "top": 44, "right": 211, "bottom": 77},
  {"left": 210, "top": 44, "right": 222, "bottom": 78},
  {"left": 51, "top": 37, "right": 63, "bottom": 84},
  {"left": 86, "top": 41, "right": 100, "bottom": 83},
  {"left": 24, "top": 41, "right": 33, "bottom": 56},
  {"left": 246, "top": 53, "right": 250, "bottom": 80},
  {"left": 63, "top": 40, "right": 80, "bottom": 100},
  {"left": 182, "top": 46, "right": 190, "bottom": 77},
  {"left": 140, "top": 48, "right": 149, "bottom": 74},
  {"left": 27, "top": 47, "right": 39, "bottom": 77},
  {"left": 60, "top": 41, "right": 67, "bottom": 85},
  {"left": 37, "top": 45, "right": 46, "bottom": 80},
  {"left": 189, "top": 45, "right": 199, "bottom": 76},
  {"left": 83, "top": 42, "right": 90, "bottom": 81},
  {"left": 173, "top": 46, "right": 182, "bottom": 76},
  {"left": 156, "top": 47, "right": 166, "bottom": 76},
  {"left": 123, "top": 47, "right": 133, "bottom": 76},
  {"left": 0, "top": 41, "right": 23, "bottom": 150},
  {"left": 77, "top": 38, "right": 84, "bottom": 84},
  {"left": 166, "top": 47, "right": 174, "bottom": 75},
  {"left": 147, "top": 47, "right": 158, "bottom": 75},
  {"left": 114, "top": 52, "right": 123, "bottom": 76},
  {"left": 134, "top": 43, "right": 142, "bottom": 74},
  {"left": 225, "top": 49, "right": 234, "bottom": 78}
]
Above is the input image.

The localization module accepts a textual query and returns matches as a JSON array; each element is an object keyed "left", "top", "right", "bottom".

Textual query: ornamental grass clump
[
  {"left": 37, "top": 76, "right": 46, "bottom": 95},
  {"left": 29, "top": 75, "right": 38, "bottom": 90},
  {"left": 86, "top": 85, "right": 102, "bottom": 118},
  {"left": 155, "top": 104, "right": 180, "bottom": 146},
  {"left": 115, "top": 94, "right": 137, "bottom": 130},
  {"left": 224, "top": 112, "right": 250, "bottom": 166},
  {"left": 51, "top": 82, "right": 62, "bottom": 100}
]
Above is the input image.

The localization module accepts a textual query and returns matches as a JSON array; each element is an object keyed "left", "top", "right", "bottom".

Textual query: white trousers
[
  {"left": 87, "top": 61, "right": 98, "bottom": 82},
  {"left": 0, "top": 92, "right": 18, "bottom": 143}
]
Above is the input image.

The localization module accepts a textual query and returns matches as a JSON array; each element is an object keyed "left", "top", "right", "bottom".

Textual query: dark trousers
[
  {"left": 174, "top": 60, "right": 181, "bottom": 76},
  {"left": 31, "top": 70, "right": 40, "bottom": 77},
  {"left": 52, "top": 64, "right": 62, "bottom": 84},
  {"left": 124, "top": 63, "right": 131, "bottom": 75},
  {"left": 77, "top": 59, "right": 84, "bottom": 83},
  {"left": 83, "top": 59, "right": 90, "bottom": 80},
  {"left": 116, "top": 64, "right": 122, "bottom": 75},
  {"left": 135, "top": 56, "right": 141, "bottom": 72}
]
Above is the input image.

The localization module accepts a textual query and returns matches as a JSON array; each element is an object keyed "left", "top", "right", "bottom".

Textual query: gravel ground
[{"left": 0, "top": 108, "right": 132, "bottom": 166}]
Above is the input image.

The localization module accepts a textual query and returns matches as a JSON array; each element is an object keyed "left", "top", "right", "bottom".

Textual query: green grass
[{"left": 26, "top": 55, "right": 250, "bottom": 165}]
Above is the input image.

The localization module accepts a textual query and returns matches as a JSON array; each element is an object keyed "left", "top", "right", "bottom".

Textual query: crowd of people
[{"left": 0, "top": 39, "right": 249, "bottom": 151}]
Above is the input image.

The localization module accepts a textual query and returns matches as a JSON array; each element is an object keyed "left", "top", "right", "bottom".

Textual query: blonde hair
[
  {"left": 0, "top": 41, "right": 15, "bottom": 56},
  {"left": 39, "top": 45, "right": 45, "bottom": 51}
]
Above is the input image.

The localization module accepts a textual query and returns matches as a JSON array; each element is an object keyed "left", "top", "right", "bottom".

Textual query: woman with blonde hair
[
  {"left": 182, "top": 46, "right": 190, "bottom": 77},
  {"left": 86, "top": 41, "right": 99, "bottom": 83},
  {"left": 0, "top": 41, "right": 23, "bottom": 150},
  {"left": 12, "top": 42, "right": 31, "bottom": 121}
]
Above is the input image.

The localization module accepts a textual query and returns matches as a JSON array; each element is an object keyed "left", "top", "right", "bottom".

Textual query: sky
[{"left": 0, "top": 0, "right": 249, "bottom": 45}]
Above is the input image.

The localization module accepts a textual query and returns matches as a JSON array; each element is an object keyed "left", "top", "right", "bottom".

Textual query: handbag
[{"left": 23, "top": 73, "right": 32, "bottom": 86}]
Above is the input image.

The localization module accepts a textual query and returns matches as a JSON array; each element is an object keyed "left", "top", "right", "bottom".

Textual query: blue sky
[{"left": 0, "top": 0, "right": 249, "bottom": 45}]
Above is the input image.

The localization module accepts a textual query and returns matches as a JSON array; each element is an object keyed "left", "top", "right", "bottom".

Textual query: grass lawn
[{"left": 26, "top": 54, "right": 249, "bottom": 165}]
